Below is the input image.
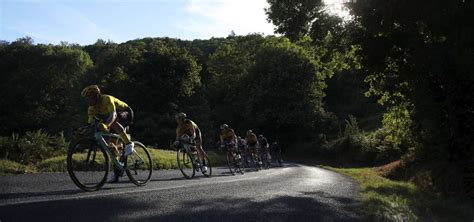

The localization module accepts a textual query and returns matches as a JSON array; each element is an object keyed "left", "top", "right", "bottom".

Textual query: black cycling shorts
[{"left": 117, "top": 107, "right": 134, "bottom": 127}]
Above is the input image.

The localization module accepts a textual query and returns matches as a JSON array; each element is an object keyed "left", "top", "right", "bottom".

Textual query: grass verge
[
  {"left": 2, "top": 148, "right": 227, "bottom": 173},
  {"left": 0, "top": 159, "right": 36, "bottom": 174},
  {"left": 146, "top": 148, "right": 226, "bottom": 170},
  {"left": 323, "top": 166, "right": 474, "bottom": 221}
]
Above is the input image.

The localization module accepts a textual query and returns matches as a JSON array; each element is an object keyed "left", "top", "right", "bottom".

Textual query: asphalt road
[{"left": 0, "top": 163, "right": 361, "bottom": 222}]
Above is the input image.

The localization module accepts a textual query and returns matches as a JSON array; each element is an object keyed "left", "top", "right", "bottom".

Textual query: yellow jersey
[
  {"left": 87, "top": 95, "right": 129, "bottom": 124},
  {"left": 220, "top": 128, "right": 236, "bottom": 144},
  {"left": 246, "top": 133, "right": 258, "bottom": 145},
  {"left": 176, "top": 119, "right": 200, "bottom": 140}
]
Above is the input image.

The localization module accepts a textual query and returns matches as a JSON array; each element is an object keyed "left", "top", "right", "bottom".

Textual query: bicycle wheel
[
  {"left": 226, "top": 151, "right": 236, "bottom": 175},
  {"left": 125, "top": 141, "right": 153, "bottom": 186},
  {"left": 277, "top": 153, "right": 283, "bottom": 167},
  {"left": 235, "top": 153, "right": 244, "bottom": 175},
  {"left": 201, "top": 154, "right": 212, "bottom": 177},
  {"left": 177, "top": 147, "right": 195, "bottom": 179},
  {"left": 67, "top": 139, "right": 109, "bottom": 191},
  {"left": 264, "top": 154, "right": 271, "bottom": 169}
]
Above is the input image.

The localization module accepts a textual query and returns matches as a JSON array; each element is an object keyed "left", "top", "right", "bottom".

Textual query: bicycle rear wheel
[
  {"left": 177, "top": 147, "right": 195, "bottom": 179},
  {"left": 67, "top": 139, "right": 109, "bottom": 191},
  {"left": 125, "top": 141, "right": 153, "bottom": 186},
  {"left": 226, "top": 151, "right": 236, "bottom": 175}
]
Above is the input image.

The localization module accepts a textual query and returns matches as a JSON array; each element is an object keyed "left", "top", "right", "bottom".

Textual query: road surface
[{"left": 0, "top": 163, "right": 361, "bottom": 221}]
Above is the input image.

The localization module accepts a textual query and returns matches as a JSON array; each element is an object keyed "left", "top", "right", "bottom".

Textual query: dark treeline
[
  {"left": 0, "top": 34, "right": 370, "bottom": 149},
  {"left": 1, "top": 0, "right": 472, "bottom": 197}
]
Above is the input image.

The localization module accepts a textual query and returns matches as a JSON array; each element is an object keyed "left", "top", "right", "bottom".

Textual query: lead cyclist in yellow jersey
[{"left": 81, "top": 85, "right": 135, "bottom": 182}]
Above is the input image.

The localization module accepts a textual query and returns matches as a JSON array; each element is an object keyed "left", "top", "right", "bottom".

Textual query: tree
[
  {"left": 241, "top": 37, "right": 328, "bottom": 142},
  {"left": 0, "top": 40, "right": 93, "bottom": 134},
  {"left": 265, "top": 0, "right": 325, "bottom": 41},
  {"left": 350, "top": 0, "right": 474, "bottom": 195}
]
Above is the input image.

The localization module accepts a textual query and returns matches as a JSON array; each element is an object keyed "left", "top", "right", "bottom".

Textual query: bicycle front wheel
[
  {"left": 201, "top": 154, "right": 212, "bottom": 177},
  {"left": 125, "top": 141, "right": 153, "bottom": 186},
  {"left": 177, "top": 147, "right": 195, "bottom": 179},
  {"left": 67, "top": 139, "right": 109, "bottom": 191}
]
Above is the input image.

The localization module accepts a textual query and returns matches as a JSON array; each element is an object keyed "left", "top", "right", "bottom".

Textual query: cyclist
[
  {"left": 174, "top": 112, "right": 208, "bottom": 173},
  {"left": 271, "top": 142, "right": 282, "bottom": 165},
  {"left": 237, "top": 136, "right": 246, "bottom": 156},
  {"left": 219, "top": 124, "right": 237, "bottom": 152},
  {"left": 258, "top": 135, "right": 270, "bottom": 166},
  {"left": 81, "top": 85, "right": 134, "bottom": 183},
  {"left": 246, "top": 130, "right": 261, "bottom": 165}
]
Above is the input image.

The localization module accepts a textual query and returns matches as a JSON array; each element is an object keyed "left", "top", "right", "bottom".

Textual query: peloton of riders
[{"left": 81, "top": 84, "right": 283, "bottom": 186}]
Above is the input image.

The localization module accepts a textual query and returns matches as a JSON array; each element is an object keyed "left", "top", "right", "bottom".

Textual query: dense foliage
[{"left": 0, "top": 34, "right": 358, "bottom": 150}]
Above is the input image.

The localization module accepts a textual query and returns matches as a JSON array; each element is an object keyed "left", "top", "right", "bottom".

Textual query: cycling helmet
[
  {"left": 81, "top": 85, "right": 100, "bottom": 98},
  {"left": 246, "top": 130, "right": 253, "bottom": 135},
  {"left": 175, "top": 112, "right": 187, "bottom": 120},
  {"left": 220, "top": 124, "right": 229, "bottom": 130}
]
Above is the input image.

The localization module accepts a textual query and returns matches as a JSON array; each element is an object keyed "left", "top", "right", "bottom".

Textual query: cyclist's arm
[
  {"left": 87, "top": 107, "right": 95, "bottom": 125},
  {"left": 185, "top": 120, "right": 197, "bottom": 140},
  {"left": 219, "top": 134, "right": 224, "bottom": 145},
  {"left": 102, "top": 96, "right": 118, "bottom": 128},
  {"left": 175, "top": 128, "right": 180, "bottom": 141}
]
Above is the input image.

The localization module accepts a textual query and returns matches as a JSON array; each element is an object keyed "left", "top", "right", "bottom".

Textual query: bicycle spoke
[{"left": 125, "top": 142, "right": 152, "bottom": 186}]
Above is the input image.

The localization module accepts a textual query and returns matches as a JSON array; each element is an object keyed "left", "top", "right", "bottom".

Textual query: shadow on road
[
  {"left": 0, "top": 189, "right": 83, "bottom": 199},
  {"left": 0, "top": 189, "right": 361, "bottom": 221},
  {"left": 149, "top": 191, "right": 361, "bottom": 222}
]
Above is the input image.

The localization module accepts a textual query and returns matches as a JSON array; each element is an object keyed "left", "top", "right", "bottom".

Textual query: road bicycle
[
  {"left": 260, "top": 149, "right": 271, "bottom": 169},
  {"left": 271, "top": 150, "right": 283, "bottom": 167},
  {"left": 243, "top": 144, "right": 261, "bottom": 171},
  {"left": 176, "top": 139, "right": 212, "bottom": 179},
  {"left": 67, "top": 124, "right": 152, "bottom": 191},
  {"left": 223, "top": 142, "right": 244, "bottom": 175}
]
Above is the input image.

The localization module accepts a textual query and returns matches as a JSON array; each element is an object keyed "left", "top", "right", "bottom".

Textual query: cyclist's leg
[
  {"left": 111, "top": 122, "right": 131, "bottom": 144},
  {"left": 195, "top": 128, "right": 205, "bottom": 162},
  {"left": 196, "top": 141, "right": 205, "bottom": 163}
]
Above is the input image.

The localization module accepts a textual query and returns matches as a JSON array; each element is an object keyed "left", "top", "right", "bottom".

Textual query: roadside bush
[
  {"left": 5, "top": 129, "right": 69, "bottom": 164},
  {"left": 322, "top": 116, "right": 404, "bottom": 166},
  {"left": 0, "top": 133, "right": 20, "bottom": 160}
]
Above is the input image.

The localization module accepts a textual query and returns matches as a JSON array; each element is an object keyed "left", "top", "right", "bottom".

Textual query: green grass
[
  {"left": 148, "top": 148, "right": 226, "bottom": 169},
  {"left": 37, "top": 155, "right": 68, "bottom": 172},
  {"left": 323, "top": 166, "right": 474, "bottom": 221},
  {"left": 1, "top": 148, "right": 227, "bottom": 174},
  {"left": 0, "top": 159, "right": 36, "bottom": 174}
]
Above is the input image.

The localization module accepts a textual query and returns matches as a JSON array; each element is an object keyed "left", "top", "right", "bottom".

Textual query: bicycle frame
[
  {"left": 94, "top": 131, "right": 138, "bottom": 171},
  {"left": 181, "top": 142, "right": 201, "bottom": 167}
]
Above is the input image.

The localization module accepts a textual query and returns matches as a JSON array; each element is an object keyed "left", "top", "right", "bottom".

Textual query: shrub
[
  {"left": 8, "top": 129, "right": 69, "bottom": 164},
  {"left": 0, "top": 133, "right": 20, "bottom": 160},
  {"left": 321, "top": 115, "right": 404, "bottom": 166}
]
